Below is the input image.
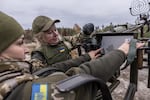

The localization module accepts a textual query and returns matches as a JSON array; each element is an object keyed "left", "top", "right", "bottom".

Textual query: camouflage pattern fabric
[
  {"left": 51, "top": 86, "right": 75, "bottom": 100},
  {"left": 64, "top": 33, "right": 81, "bottom": 46},
  {"left": 30, "top": 58, "right": 46, "bottom": 72},
  {"left": 22, "top": 72, "right": 76, "bottom": 100},
  {"left": 0, "top": 61, "right": 37, "bottom": 100},
  {"left": 50, "top": 75, "right": 76, "bottom": 100}
]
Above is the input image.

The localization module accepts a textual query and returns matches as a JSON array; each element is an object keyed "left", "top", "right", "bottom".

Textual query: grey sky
[{"left": 0, "top": 0, "right": 146, "bottom": 29}]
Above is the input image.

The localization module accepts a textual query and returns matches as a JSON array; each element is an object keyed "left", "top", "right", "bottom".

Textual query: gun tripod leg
[{"left": 147, "top": 40, "right": 150, "bottom": 88}]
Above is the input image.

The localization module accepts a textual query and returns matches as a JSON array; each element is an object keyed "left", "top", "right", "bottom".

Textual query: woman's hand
[
  {"left": 88, "top": 48, "right": 101, "bottom": 59},
  {"left": 118, "top": 41, "right": 145, "bottom": 55}
]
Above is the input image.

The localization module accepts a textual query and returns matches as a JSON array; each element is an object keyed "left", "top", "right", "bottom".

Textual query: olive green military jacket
[
  {"left": 32, "top": 42, "right": 72, "bottom": 65},
  {"left": 5, "top": 50, "right": 126, "bottom": 100},
  {"left": 31, "top": 52, "right": 91, "bottom": 72}
]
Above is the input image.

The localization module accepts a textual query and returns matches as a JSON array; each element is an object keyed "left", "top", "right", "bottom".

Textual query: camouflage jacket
[
  {"left": 0, "top": 60, "right": 74, "bottom": 100},
  {"left": 0, "top": 61, "right": 37, "bottom": 100},
  {"left": 3, "top": 53, "right": 91, "bottom": 100}
]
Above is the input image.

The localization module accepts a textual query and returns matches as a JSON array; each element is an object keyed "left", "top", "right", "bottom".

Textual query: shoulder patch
[
  {"left": 31, "top": 83, "right": 48, "bottom": 100},
  {"left": 59, "top": 47, "right": 65, "bottom": 53}
]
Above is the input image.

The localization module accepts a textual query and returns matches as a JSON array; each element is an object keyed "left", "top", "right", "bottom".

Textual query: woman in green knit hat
[
  {"left": 0, "top": 11, "right": 100, "bottom": 99},
  {"left": 0, "top": 11, "right": 145, "bottom": 100},
  {"left": 0, "top": 11, "right": 29, "bottom": 60}
]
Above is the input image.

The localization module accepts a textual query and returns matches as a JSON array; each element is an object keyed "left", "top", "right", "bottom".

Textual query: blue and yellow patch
[
  {"left": 59, "top": 47, "right": 65, "bottom": 53},
  {"left": 31, "top": 83, "right": 48, "bottom": 100}
]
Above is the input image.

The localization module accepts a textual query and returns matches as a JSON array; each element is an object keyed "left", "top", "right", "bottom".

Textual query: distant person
[{"left": 78, "top": 23, "right": 100, "bottom": 54}]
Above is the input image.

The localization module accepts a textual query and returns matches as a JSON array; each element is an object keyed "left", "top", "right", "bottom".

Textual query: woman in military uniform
[
  {"left": 0, "top": 11, "right": 144, "bottom": 100},
  {"left": 31, "top": 16, "right": 73, "bottom": 65}
]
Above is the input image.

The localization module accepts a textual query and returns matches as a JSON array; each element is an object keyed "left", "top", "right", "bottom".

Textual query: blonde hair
[{"left": 35, "top": 32, "right": 47, "bottom": 45}]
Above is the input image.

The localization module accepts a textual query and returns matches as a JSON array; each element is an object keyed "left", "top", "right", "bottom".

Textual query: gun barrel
[{"left": 122, "top": 24, "right": 144, "bottom": 33}]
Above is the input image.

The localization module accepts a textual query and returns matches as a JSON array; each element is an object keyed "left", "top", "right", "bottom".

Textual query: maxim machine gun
[{"left": 74, "top": 0, "right": 150, "bottom": 100}]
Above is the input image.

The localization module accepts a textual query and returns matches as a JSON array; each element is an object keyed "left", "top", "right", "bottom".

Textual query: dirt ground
[{"left": 112, "top": 64, "right": 150, "bottom": 100}]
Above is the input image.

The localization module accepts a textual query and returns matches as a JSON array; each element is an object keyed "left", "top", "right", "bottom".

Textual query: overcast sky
[{"left": 0, "top": 0, "right": 149, "bottom": 29}]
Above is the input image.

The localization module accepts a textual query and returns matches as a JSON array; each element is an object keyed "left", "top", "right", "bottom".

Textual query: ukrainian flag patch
[
  {"left": 59, "top": 47, "right": 65, "bottom": 53},
  {"left": 31, "top": 83, "right": 48, "bottom": 100}
]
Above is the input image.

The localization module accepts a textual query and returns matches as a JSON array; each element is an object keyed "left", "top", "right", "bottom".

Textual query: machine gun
[
  {"left": 91, "top": 32, "right": 150, "bottom": 100},
  {"left": 75, "top": 1, "right": 150, "bottom": 100},
  {"left": 97, "top": 0, "right": 150, "bottom": 99}
]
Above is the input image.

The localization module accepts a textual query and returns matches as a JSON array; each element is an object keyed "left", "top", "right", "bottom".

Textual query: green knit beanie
[{"left": 0, "top": 11, "right": 24, "bottom": 53}]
